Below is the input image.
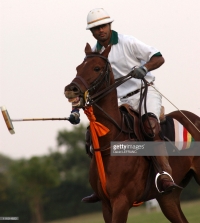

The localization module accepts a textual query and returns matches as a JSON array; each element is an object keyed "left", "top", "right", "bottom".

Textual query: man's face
[{"left": 91, "top": 23, "right": 111, "bottom": 43}]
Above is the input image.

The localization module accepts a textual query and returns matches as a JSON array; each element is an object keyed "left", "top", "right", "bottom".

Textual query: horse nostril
[
  {"left": 70, "top": 85, "right": 79, "bottom": 93},
  {"left": 65, "top": 84, "right": 80, "bottom": 94}
]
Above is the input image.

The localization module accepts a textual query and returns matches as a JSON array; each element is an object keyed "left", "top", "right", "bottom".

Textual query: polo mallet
[{"left": 1, "top": 106, "right": 69, "bottom": 134}]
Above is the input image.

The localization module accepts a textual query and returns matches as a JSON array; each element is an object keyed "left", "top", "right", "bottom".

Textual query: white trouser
[{"left": 119, "top": 85, "right": 162, "bottom": 121}]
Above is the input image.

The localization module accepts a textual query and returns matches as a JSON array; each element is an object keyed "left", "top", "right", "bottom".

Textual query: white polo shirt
[{"left": 93, "top": 31, "right": 161, "bottom": 98}]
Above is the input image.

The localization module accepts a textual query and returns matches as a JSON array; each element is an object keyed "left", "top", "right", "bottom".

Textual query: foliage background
[{"left": 0, "top": 124, "right": 199, "bottom": 222}]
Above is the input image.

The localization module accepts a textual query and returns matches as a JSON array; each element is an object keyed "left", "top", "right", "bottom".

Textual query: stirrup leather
[{"left": 155, "top": 171, "right": 174, "bottom": 193}]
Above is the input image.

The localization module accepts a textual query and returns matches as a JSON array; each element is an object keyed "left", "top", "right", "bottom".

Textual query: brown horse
[{"left": 64, "top": 43, "right": 200, "bottom": 223}]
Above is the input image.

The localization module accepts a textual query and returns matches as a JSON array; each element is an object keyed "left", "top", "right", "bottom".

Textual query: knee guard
[{"left": 142, "top": 113, "right": 164, "bottom": 141}]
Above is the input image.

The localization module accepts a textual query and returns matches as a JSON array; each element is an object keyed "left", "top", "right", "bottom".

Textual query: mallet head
[{"left": 1, "top": 106, "right": 15, "bottom": 134}]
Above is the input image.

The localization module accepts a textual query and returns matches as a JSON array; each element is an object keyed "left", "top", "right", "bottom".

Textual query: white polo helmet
[{"left": 86, "top": 8, "right": 114, "bottom": 30}]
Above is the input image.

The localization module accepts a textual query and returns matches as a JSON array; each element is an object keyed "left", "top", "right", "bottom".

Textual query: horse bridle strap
[
  {"left": 72, "top": 76, "right": 89, "bottom": 91},
  {"left": 88, "top": 70, "right": 135, "bottom": 106},
  {"left": 72, "top": 55, "right": 109, "bottom": 93},
  {"left": 85, "top": 54, "right": 109, "bottom": 62},
  {"left": 90, "top": 74, "right": 133, "bottom": 104},
  {"left": 94, "top": 103, "right": 133, "bottom": 134},
  {"left": 86, "top": 55, "right": 111, "bottom": 93}
]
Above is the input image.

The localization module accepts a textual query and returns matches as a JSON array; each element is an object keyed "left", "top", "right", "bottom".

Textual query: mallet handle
[{"left": 11, "top": 118, "right": 69, "bottom": 121}]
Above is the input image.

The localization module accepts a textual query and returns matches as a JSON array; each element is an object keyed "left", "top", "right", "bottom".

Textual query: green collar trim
[{"left": 96, "top": 30, "right": 118, "bottom": 51}]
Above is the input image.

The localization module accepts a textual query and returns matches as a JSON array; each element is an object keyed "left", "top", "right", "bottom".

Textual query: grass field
[{"left": 48, "top": 199, "right": 200, "bottom": 223}]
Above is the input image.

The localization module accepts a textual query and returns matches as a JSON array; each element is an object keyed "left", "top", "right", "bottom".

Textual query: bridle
[
  {"left": 71, "top": 54, "right": 111, "bottom": 105},
  {"left": 86, "top": 55, "right": 111, "bottom": 94},
  {"left": 71, "top": 54, "right": 138, "bottom": 137},
  {"left": 72, "top": 54, "right": 136, "bottom": 106}
]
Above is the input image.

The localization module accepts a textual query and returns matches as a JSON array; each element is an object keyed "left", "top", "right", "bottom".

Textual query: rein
[
  {"left": 88, "top": 71, "right": 133, "bottom": 106},
  {"left": 72, "top": 54, "right": 137, "bottom": 136},
  {"left": 138, "top": 79, "right": 156, "bottom": 139},
  {"left": 72, "top": 53, "right": 155, "bottom": 141},
  {"left": 87, "top": 55, "right": 141, "bottom": 136}
]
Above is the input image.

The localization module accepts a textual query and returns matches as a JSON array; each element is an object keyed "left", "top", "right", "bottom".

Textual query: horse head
[{"left": 64, "top": 43, "right": 113, "bottom": 108}]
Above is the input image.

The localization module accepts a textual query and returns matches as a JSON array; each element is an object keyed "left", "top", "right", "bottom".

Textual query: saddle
[
  {"left": 119, "top": 104, "right": 194, "bottom": 153},
  {"left": 119, "top": 104, "right": 166, "bottom": 141},
  {"left": 119, "top": 104, "right": 144, "bottom": 141},
  {"left": 119, "top": 104, "right": 173, "bottom": 141}
]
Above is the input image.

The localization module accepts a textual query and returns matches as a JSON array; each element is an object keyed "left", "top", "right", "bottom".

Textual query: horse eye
[{"left": 94, "top": 67, "right": 101, "bottom": 72}]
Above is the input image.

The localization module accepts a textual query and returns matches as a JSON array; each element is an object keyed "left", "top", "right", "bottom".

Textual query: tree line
[{"left": 0, "top": 124, "right": 199, "bottom": 222}]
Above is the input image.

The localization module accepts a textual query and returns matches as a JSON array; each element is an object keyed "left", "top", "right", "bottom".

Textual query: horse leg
[
  {"left": 157, "top": 189, "right": 188, "bottom": 223},
  {"left": 110, "top": 196, "right": 130, "bottom": 223},
  {"left": 102, "top": 202, "right": 112, "bottom": 223},
  {"left": 192, "top": 156, "right": 200, "bottom": 186}
]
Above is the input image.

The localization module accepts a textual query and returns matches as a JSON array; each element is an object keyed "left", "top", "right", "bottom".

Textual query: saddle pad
[
  {"left": 161, "top": 116, "right": 195, "bottom": 151},
  {"left": 173, "top": 119, "right": 194, "bottom": 150}
]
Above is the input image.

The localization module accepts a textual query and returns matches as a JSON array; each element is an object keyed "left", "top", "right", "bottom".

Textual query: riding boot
[
  {"left": 85, "top": 126, "right": 93, "bottom": 158},
  {"left": 81, "top": 193, "right": 101, "bottom": 203},
  {"left": 142, "top": 113, "right": 183, "bottom": 194},
  {"left": 82, "top": 128, "right": 101, "bottom": 203}
]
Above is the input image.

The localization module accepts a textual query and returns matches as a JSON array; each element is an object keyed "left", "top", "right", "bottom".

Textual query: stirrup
[{"left": 155, "top": 171, "right": 174, "bottom": 193}]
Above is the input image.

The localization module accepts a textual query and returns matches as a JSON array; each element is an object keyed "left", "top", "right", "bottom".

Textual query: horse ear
[
  {"left": 85, "top": 43, "right": 92, "bottom": 55},
  {"left": 101, "top": 45, "right": 111, "bottom": 58}
]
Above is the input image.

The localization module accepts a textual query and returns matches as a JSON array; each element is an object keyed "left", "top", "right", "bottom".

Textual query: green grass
[{"left": 47, "top": 199, "right": 200, "bottom": 223}]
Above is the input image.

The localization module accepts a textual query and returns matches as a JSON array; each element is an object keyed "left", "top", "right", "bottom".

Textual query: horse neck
[{"left": 93, "top": 88, "right": 121, "bottom": 132}]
